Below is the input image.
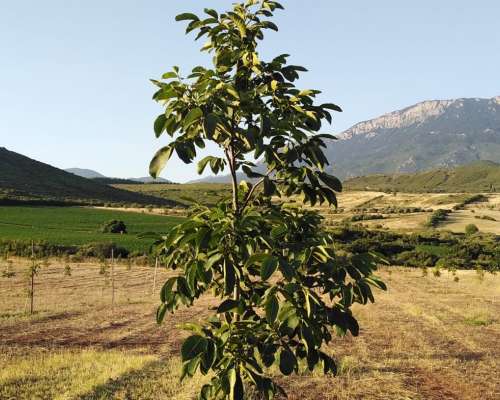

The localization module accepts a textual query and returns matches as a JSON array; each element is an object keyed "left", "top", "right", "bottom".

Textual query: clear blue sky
[{"left": 1, "top": 1, "right": 499, "bottom": 182}]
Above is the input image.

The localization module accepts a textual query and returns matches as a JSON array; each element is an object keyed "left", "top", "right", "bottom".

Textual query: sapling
[{"left": 147, "top": 2, "right": 387, "bottom": 398}]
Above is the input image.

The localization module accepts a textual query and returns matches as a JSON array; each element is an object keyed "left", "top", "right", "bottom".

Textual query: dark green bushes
[
  {"left": 100, "top": 220, "right": 127, "bottom": 234},
  {"left": 331, "top": 226, "right": 499, "bottom": 272},
  {"left": 426, "top": 209, "right": 451, "bottom": 227},
  {"left": 452, "top": 194, "right": 488, "bottom": 210},
  {"left": 0, "top": 239, "right": 130, "bottom": 259}
]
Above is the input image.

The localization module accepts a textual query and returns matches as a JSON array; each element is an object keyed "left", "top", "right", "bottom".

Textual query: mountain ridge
[
  {"left": 65, "top": 168, "right": 172, "bottom": 184},
  {"left": 0, "top": 148, "right": 176, "bottom": 206},
  {"left": 344, "top": 160, "right": 500, "bottom": 193},
  {"left": 326, "top": 95, "right": 500, "bottom": 178},
  {"left": 191, "top": 95, "right": 500, "bottom": 183}
]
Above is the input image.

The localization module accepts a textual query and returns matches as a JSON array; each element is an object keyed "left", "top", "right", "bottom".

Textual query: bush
[
  {"left": 465, "top": 224, "right": 479, "bottom": 235},
  {"left": 426, "top": 209, "right": 450, "bottom": 227},
  {"left": 77, "top": 242, "right": 129, "bottom": 259},
  {"left": 100, "top": 220, "right": 127, "bottom": 234}
]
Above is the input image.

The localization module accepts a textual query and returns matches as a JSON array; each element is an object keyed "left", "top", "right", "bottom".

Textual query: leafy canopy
[{"left": 148, "top": 1, "right": 386, "bottom": 399}]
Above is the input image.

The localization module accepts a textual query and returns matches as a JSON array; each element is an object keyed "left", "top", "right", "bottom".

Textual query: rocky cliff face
[{"left": 327, "top": 96, "right": 500, "bottom": 179}]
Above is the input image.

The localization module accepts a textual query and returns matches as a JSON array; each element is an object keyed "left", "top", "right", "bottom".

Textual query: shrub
[
  {"left": 100, "top": 220, "right": 127, "bottom": 234},
  {"left": 465, "top": 224, "right": 479, "bottom": 235},
  {"left": 77, "top": 242, "right": 129, "bottom": 259},
  {"left": 426, "top": 209, "right": 450, "bottom": 227}
]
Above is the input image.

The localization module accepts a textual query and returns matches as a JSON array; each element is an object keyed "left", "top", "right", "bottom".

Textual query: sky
[{"left": 1, "top": 1, "right": 499, "bottom": 183}]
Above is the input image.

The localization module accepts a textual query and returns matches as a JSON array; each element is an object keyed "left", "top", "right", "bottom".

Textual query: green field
[
  {"left": 113, "top": 183, "right": 232, "bottom": 207},
  {"left": 0, "top": 206, "right": 183, "bottom": 253}
]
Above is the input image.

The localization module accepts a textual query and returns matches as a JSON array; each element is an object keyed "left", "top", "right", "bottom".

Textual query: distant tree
[
  {"left": 100, "top": 220, "right": 127, "bottom": 234},
  {"left": 147, "top": 1, "right": 386, "bottom": 399},
  {"left": 465, "top": 224, "right": 479, "bottom": 235}
]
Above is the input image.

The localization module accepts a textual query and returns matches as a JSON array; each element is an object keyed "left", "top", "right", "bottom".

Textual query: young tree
[{"left": 148, "top": 1, "right": 386, "bottom": 398}]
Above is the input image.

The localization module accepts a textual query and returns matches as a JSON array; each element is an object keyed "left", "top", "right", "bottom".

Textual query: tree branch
[{"left": 240, "top": 167, "right": 276, "bottom": 212}]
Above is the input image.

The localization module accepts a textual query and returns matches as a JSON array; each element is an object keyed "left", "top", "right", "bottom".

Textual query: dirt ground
[{"left": 0, "top": 260, "right": 499, "bottom": 399}]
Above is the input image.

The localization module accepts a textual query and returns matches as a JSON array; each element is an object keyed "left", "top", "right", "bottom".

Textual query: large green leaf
[
  {"left": 203, "top": 113, "right": 218, "bottom": 138},
  {"left": 176, "top": 13, "right": 199, "bottom": 22},
  {"left": 279, "top": 349, "right": 296, "bottom": 376},
  {"left": 181, "top": 335, "right": 208, "bottom": 361},
  {"left": 200, "top": 340, "right": 217, "bottom": 374},
  {"left": 260, "top": 256, "right": 278, "bottom": 280},
  {"left": 265, "top": 294, "right": 279, "bottom": 324},
  {"left": 197, "top": 156, "right": 214, "bottom": 175},
  {"left": 217, "top": 299, "right": 239, "bottom": 314},
  {"left": 154, "top": 114, "right": 166, "bottom": 137},
  {"left": 183, "top": 108, "right": 203, "bottom": 129},
  {"left": 149, "top": 145, "right": 173, "bottom": 178},
  {"left": 319, "top": 172, "right": 343, "bottom": 192}
]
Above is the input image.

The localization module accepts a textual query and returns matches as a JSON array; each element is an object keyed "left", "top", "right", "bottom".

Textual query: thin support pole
[
  {"left": 111, "top": 248, "right": 115, "bottom": 308},
  {"left": 152, "top": 257, "right": 159, "bottom": 296}
]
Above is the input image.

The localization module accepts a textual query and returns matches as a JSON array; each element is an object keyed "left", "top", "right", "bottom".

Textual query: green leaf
[
  {"left": 160, "top": 277, "right": 176, "bottom": 302},
  {"left": 154, "top": 114, "right": 166, "bottom": 137},
  {"left": 203, "top": 113, "right": 218, "bottom": 138},
  {"left": 149, "top": 145, "right": 173, "bottom": 178},
  {"left": 321, "top": 103, "right": 343, "bottom": 112},
  {"left": 279, "top": 349, "right": 296, "bottom": 376},
  {"left": 176, "top": 13, "right": 199, "bottom": 22},
  {"left": 156, "top": 303, "right": 167, "bottom": 324},
  {"left": 262, "top": 21, "right": 279, "bottom": 31},
  {"left": 265, "top": 294, "right": 279, "bottom": 324},
  {"left": 278, "top": 261, "right": 294, "bottom": 281},
  {"left": 263, "top": 178, "right": 276, "bottom": 197},
  {"left": 183, "top": 108, "right": 203, "bottom": 129},
  {"left": 181, "top": 335, "right": 207, "bottom": 361},
  {"left": 205, "top": 253, "right": 222, "bottom": 270},
  {"left": 260, "top": 256, "right": 278, "bottom": 280},
  {"left": 319, "top": 172, "right": 343, "bottom": 192},
  {"left": 270, "top": 224, "right": 287, "bottom": 239},
  {"left": 204, "top": 8, "right": 218, "bottom": 19},
  {"left": 228, "top": 368, "right": 237, "bottom": 400},
  {"left": 197, "top": 156, "right": 214, "bottom": 175},
  {"left": 162, "top": 71, "right": 177, "bottom": 80},
  {"left": 224, "top": 262, "right": 236, "bottom": 295},
  {"left": 200, "top": 340, "right": 217, "bottom": 374},
  {"left": 217, "top": 299, "right": 239, "bottom": 314}
]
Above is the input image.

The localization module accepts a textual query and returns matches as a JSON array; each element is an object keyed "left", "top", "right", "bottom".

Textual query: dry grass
[{"left": 1, "top": 261, "right": 499, "bottom": 399}]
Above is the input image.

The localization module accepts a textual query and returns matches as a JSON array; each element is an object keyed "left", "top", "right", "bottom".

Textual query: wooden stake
[
  {"left": 152, "top": 257, "right": 159, "bottom": 296},
  {"left": 30, "top": 240, "right": 35, "bottom": 315},
  {"left": 111, "top": 248, "right": 115, "bottom": 307}
]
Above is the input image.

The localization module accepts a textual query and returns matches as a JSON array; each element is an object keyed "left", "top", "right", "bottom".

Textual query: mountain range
[
  {"left": 326, "top": 96, "right": 500, "bottom": 179},
  {"left": 191, "top": 95, "right": 500, "bottom": 183}
]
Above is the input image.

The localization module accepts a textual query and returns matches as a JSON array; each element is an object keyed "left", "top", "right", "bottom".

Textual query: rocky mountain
[{"left": 327, "top": 96, "right": 500, "bottom": 179}]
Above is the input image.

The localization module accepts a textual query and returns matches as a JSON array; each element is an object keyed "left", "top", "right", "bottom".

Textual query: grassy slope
[
  {"left": 0, "top": 147, "right": 176, "bottom": 206},
  {"left": 344, "top": 161, "right": 500, "bottom": 193},
  {"left": 0, "top": 263, "right": 498, "bottom": 399},
  {"left": 0, "top": 206, "right": 183, "bottom": 252}
]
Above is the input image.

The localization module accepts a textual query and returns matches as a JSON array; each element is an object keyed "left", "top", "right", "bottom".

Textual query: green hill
[
  {"left": 344, "top": 161, "right": 500, "bottom": 193},
  {"left": 0, "top": 147, "right": 177, "bottom": 206}
]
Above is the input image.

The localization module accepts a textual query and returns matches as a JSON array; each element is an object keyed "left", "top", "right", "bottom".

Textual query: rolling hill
[
  {"left": 0, "top": 148, "right": 177, "bottom": 206},
  {"left": 344, "top": 161, "right": 500, "bottom": 193},
  {"left": 65, "top": 168, "right": 105, "bottom": 179},
  {"left": 66, "top": 168, "right": 172, "bottom": 184},
  {"left": 327, "top": 96, "right": 500, "bottom": 178}
]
